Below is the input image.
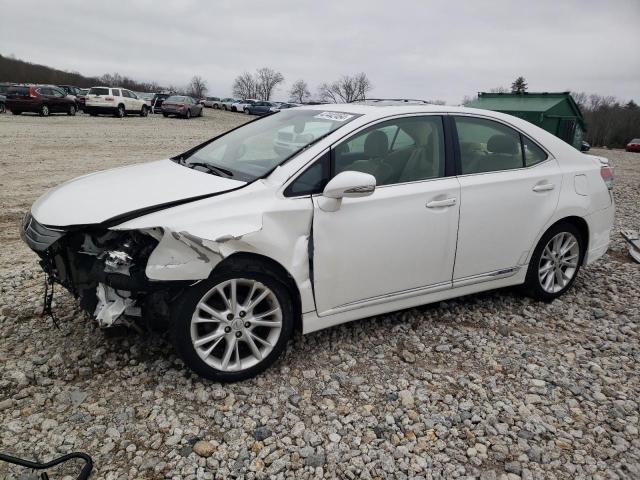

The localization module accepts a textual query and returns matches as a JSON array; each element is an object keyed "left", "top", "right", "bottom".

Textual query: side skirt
[{"left": 301, "top": 268, "right": 527, "bottom": 334}]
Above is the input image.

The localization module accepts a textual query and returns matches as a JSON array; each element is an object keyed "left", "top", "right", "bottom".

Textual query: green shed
[{"left": 466, "top": 92, "right": 586, "bottom": 150}]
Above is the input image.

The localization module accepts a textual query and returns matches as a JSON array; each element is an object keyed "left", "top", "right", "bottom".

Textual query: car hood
[{"left": 31, "top": 159, "right": 246, "bottom": 227}]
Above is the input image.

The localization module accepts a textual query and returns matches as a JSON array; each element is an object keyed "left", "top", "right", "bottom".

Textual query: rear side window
[
  {"left": 89, "top": 87, "right": 109, "bottom": 95},
  {"left": 7, "top": 86, "right": 29, "bottom": 97},
  {"left": 522, "top": 136, "right": 547, "bottom": 166},
  {"left": 111, "top": 89, "right": 121, "bottom": 96}
]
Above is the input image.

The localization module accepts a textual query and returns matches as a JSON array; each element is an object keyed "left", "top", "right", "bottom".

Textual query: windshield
[{"left": 181, "top": 109, "right": 360, "bottom": 181}]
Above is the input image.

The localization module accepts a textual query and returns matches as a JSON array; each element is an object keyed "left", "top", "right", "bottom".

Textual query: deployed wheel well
[
  {"left": 547, "top": 216, "right": 589, "bottom": 261},
  {"left": 212, "top": 253, "right": 303, "bottom": 333}
]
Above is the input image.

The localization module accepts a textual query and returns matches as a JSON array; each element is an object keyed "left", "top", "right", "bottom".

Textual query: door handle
[
  {"left": 532, "top": 183, "right": 555, "bottom": 192},
  {"left": 426, "top": 198, "right": 457, "bottom": 208}
]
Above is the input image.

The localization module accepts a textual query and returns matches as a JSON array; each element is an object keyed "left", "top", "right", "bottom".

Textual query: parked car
[
  {"left": 580, "top": 141, "right": 591, "bottom": 152},
  {"left": 231, "top": 99, "right": 256, "bottom": 112},
  {"left": 0, "top": 83, "right": 8, "bottom": 114},
  {"left": 5, "top": 85, "right": 78, "bottom": 116},
  {"left": 625, "top": 138, "right": 640, "bottom": 152},
  {"left": 203, "top": 96, "right": 221, "bottom": 108},
  {"left": 21, "top": 105, "right": 615, "bottom": 381},
  {"left": 218, "top": 98, "right": 240, "bottom": 110},
  {"left": 151, "top": 93, "right": 172, "bottom": 113},
  {"left": 135, "top": 92, "right": 154, "bottom": 108},
  {"left": 273, "top": 120, "right": 333, "bottom": 156},
  {"left": 75, "top": 88, "right": 89, "bottom": 111},
  {"left": 244, "top": 101, "right": 276, "bottom": 115},
  {"left": 84, "top": 87, "right": 149, "bottom": 117},
  {"left": 58, "top": 85, "right": 83, "bottom": 97},
  {"left": 161, "top": 95, "right": 203, "bottom": 119},
  {"left": 269, "top": 102, "right": 299, "bottom": 112}
]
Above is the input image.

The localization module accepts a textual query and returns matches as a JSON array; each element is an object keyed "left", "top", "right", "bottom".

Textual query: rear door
[{"left": 452, "top": 115, "right": 561, "bottom": 282}]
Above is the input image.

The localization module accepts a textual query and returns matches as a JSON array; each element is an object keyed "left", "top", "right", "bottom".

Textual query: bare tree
[
  {"left": 255, "top": 67, "right": 284, "bottom": 100},
  {"left": 489, "top": 86, "right": 509, "bottom": 93},
  {"left": 289, "top": 79, "right": 310, "bottom": 103},
  {"left": 188, "top": 75, "right": 208, "bottom": 98},
  {"left": 318, "top": 73, "right": 373, "bottom": 103},
  {"left": 232, "top": 72, "right": 258, "bottom": 99}
]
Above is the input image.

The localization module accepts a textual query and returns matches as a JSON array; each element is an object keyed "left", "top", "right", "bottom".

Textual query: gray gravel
[{"left": 0, "top": 111, "right": 639, "bottom": 479}]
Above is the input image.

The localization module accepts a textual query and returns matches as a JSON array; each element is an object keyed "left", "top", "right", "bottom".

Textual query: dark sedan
[
  {"left": 161, "top": 95, "right": 203, "bottom": 119},
  {"left": 245, "top": 101, "right": 276, "bottom": 115}
]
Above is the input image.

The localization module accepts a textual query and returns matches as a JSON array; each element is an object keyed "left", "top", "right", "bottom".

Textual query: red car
[
  {"left": 6, "top": 85, "right": 77, "bottom": 116},
  {"left": 626, "top": 138, "right": 640, "bottom": 152}
]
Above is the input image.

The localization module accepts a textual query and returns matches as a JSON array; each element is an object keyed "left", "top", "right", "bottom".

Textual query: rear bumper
[
  {"left": 84, "top": 105, "right": 117, "bottom": 114},
  {"left": 584, "top": 201, "right": 615, "bottom": 265},
  {"left": 162, "top": 107, "right": 186, "bottom": 115}
]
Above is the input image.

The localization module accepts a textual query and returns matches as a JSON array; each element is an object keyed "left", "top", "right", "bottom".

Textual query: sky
[{"left": 1, "top": 0, "right": 639, "bottom": 104}]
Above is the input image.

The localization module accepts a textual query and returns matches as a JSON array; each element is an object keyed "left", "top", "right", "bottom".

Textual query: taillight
[{"left": 600, "top": 165, "right": 614, "bottom": 190}]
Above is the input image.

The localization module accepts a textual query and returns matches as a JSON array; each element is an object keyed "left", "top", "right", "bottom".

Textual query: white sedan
[{"left": 21, "top": 104, "right": 614, "bottom": 381}]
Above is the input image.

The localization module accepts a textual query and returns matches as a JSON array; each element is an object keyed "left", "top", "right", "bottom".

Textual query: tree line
[
  {"left": 571, "top": 93, "right": 639, "bottom": 148},
  {"left": 232, "top": 68, "right": 373, "bottom": 103}
]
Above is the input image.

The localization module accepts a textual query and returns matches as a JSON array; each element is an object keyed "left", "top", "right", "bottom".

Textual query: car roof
[{"left": 292, "top": 103, "right": 476, "bottom": 118}]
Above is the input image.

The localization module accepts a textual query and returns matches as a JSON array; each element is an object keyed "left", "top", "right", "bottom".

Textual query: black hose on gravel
[{"left": 0, "top": 451, "right": 93, "bottom": 479}]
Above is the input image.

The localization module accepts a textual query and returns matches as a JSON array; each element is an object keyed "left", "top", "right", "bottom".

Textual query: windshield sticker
[{"left": 314, "top": 112, "right": 354, "bottom": 122}]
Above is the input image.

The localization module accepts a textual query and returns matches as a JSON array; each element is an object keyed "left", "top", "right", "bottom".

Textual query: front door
[
  {"left": 312, "top": 115, "right": 460, "bottom": 315},
  {"left": 451, "top": 115, "right": 562, "bottom": 281}
]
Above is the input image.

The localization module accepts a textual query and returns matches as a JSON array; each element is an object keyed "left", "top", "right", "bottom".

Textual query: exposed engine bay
[{"left": 22, "top": 213, "right": 182, "bottom": 330}]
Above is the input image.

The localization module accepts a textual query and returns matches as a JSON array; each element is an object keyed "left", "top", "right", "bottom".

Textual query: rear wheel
[
  {"left": 39, "top": 105, "right": 50, "bottom": 117},
  {"left": 67, "top": 104, "right": 77, "bottom": 116},
  {"left": 223, "top": 105, "right": 228, "bottom": 111},
  {"left": 115, "top": 104, "right": 125, "bottom": 118},
  {"left": 171, "top": 266, "right": 294, "bottom": 381},
  {"left": 524, "top": 222, "right": 584, "bottom": 301},
  {"left": 162, "top": 112, "right": 169, "bottom": 117},
  {"left": 244, "top": 108, "right": 250, "bottom": 115}
]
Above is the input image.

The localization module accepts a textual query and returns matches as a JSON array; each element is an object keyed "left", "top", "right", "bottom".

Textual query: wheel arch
[
  {"left": 530, "top": 215, "right": 590, "bottom": 266},
  {"left": 211, "top": 252, "right": 303, "bottom": 333}
]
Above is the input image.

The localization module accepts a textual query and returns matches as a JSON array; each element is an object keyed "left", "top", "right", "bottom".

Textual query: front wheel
[
  {"left": 244, "top": 108, "right": 250, "bottom": 115},
  {"left": 171, "top": 268, "right": 294, "bottom": 382},
  {"left": 67, "top": 104, "right": 77, "bottom": 116},
  {"left": 0, "top": 103, "right": 5, "bottom": 114},
  {"left": 39, "top": 104, "right": 50, "bottom": 117},
  {"left": 140, "top": 106, "right": 149, "bottom": 117},
  {"left": 185, "top": 109, "right": 191, "bottom": 119},
  {"left": 523, "top": 222, "right": 584, "bottom": 301}
]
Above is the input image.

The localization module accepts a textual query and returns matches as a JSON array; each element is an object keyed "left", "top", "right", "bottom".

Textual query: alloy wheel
[
  {"left": 41, "top": 105, "right": 49, "bottom": 116},
  {"left": 538, "top": 232, "right": 580, "bottom": 293},
  {"left": 190, "top": 278, "right": 283, "bottom": 372}
]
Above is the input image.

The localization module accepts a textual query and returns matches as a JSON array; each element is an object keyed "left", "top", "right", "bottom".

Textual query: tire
[
  {"left": 244, "top": 108, "right": 250, "bottom": 115},
  {"left": 523, "top": 222, "right": 585, "bottom": 302},
  {"left": 0, "top": 103, "right": 5, "bottom": 114},
  {"left": 115, "top": 104, "right": 125, "bottom": 118},
  {"left": 67, "top": 104, "right": 77, "bottom": 116},
  {"left": 171, "top": 265, "right": 294, "bottom": 382},
  {"left": 140, "top": 106, "right": 149, "bottom": 117},
  {"left": 185, "top": 109, "right": 191, "bottom": 119},
  {"left": 39, "top": 104, "right": 50, "bottom": 117},
  {"left": 11, "top": 110, "right": 21, "bottom": 115},
  {"left": 162, "top": 113, "right": 169, "bottom": 117},
  {"left": 198, "top": 108, "right": 203, "bottom": 117},
  {"left": 213, "top": 104, "right": 219, "bottom": 109},
  {"left": 223, "top": 105, "right": 228, "bottom": 111},
  {"left": 89, "top": 112, "right": 98, "bottom": 117}
]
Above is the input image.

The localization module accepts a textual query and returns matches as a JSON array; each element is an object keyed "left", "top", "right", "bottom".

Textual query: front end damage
[{"left": 21, "top": 213, "right": 180, "bottom": 330}]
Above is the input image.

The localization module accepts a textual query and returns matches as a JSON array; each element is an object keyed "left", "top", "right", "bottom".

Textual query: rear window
[
  {"left": 632, "top": 139, "right": 640, "bottom": 143},
  {"left": 89, "top": 87, "right": 109, "bottom": 96},
  {"left": 167, "top": 96, "right": 185, "bottom": 102}
]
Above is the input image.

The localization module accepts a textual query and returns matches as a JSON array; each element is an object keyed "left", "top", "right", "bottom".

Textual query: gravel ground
[{"left": 0, "top": 111, "right": 639, "bottom": 479}]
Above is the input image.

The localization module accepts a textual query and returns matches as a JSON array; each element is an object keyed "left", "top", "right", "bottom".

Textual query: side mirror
[{"left": 319, "top": 171, "right": 376, "bottom": 212}]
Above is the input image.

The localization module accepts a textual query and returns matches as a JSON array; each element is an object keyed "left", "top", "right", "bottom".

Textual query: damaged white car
[{"left": 22, "top": 105, "right": 614, "bottom": 381}]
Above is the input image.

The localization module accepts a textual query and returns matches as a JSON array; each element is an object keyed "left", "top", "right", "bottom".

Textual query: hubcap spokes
[
  {"left": 190, "top": 279, "right": 282, "bottom": 372},
  {"left": 538, "top": 232, "right": 579, "bottom": 293}
]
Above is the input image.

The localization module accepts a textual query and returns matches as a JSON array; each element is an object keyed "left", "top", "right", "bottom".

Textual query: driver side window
[{"left": 333, "top": 116, "right": 445, "bottom": 186}]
